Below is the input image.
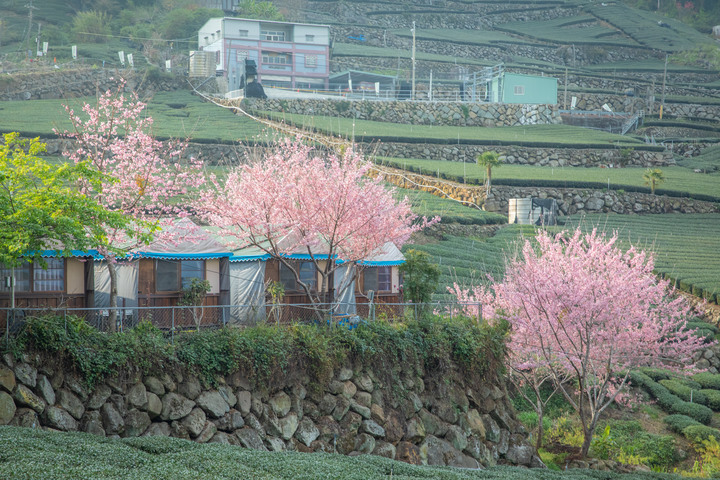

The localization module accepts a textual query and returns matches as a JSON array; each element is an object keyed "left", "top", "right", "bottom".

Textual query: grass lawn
[
  {"left": 0, "top": 90, "right": 266, "bottom": 143},
  {"left": 263, "top": 112, "right": 648, "bottom": 148},
  {"left": 378, "top": 157, "right": 720, "bottom": 201},
  {"left": 0, "top": 426, "right": 689, "bottom": 480}
]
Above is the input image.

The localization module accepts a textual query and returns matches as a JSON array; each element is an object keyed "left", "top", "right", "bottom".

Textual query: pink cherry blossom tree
[
  {"left": 58, "top": 80, "right": 205, "bottom": 327},
  {"left": 202, "top": 139, "right": 436, "bottom": 314},
  {"left": 449, "top": 228, "right": 708, "bottom": 458}
]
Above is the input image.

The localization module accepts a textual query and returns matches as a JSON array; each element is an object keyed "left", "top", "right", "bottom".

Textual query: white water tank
[{"left": 508, "top": 198, "right": 539, "bottom": 225}]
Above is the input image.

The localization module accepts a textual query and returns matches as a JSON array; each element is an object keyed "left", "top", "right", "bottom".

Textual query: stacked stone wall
[
  {"left": 0, "top": 68, "right": 186, "bottom": 101},
  {"left": 241, "top": 98, "right": 561, "bottom": 127},
  {"left": 377, "top": 166, "right": 717, "bottom": 215},
  {"left": 0, "top": 353, "right": 540, "bottom": 469}
]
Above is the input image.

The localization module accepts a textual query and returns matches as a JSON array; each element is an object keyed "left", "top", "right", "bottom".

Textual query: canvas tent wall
[{"left": 93, "top": 218, "right": 232, "bottom": 309}]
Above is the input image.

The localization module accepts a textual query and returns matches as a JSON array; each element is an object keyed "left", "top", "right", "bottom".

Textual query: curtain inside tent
[
  {"left": 228, "top": 260, "right": 266, "bottom": 325},
  {"left": 333, "top": 264, "right": 356, "bottom": 315},
  {"left": 93, "top": 261, "right": 139, "bottom": 309}
]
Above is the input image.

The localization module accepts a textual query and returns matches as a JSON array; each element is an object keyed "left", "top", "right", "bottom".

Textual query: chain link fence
[{"left": 0, "top": 301, "right": 483, "bottom": 344}]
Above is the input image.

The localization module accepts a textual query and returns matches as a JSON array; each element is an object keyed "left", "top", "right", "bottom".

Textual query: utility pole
[
  {"left": 564, "top": 67, "right": 568, "bottom": 109},
  {"left": 660, "top": 54, "right": 668, "bottom": 119},
  {"left": 35, "top": 22, "right": 41, "bottom": 58},
  {"left": 411, "top": 21, "right": 416, "bottom": 101},
  {"left": 25, "top": 0, "right": 37, "bottom": 59}
]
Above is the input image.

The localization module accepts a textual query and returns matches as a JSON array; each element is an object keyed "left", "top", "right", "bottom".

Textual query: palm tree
[
  {"left": 476, "top": 151, "right": 502, "bottom": 195},
  {"left": 643, "top": 168, "right": 665, "bottom": 195}
]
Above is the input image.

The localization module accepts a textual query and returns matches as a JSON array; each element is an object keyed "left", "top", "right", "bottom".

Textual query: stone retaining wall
[
  {"left": 376, "top": 166, "right": 717, "bottom": 215},
  {"left": 568, "top": 93, "right": 720, "bottom": 122},
  {"left": 38, "top": 136, "right": 673, "bottom": 169},
  {"left": 374, "top": 142, "right": 673, "bottom": 168},
  {"left": 241, "top": 98, "right": 562, "bottom": 128},
  {"left": 0, "top": 68, "right": 186, "bottom": 101},
  {"left": 0, "top": 353, "right": 540, "bottom": 469}
]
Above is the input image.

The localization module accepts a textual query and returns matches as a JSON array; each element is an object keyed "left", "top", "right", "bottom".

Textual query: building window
[
  {"left": 156, "top": 260, "right": 205, "bottom": 292},
  {"left": 0, "top": 258, "right": 64, "bottom": 293},
  {"left": 262, "top": 52, "right": 291, "bottom": 65},
  {"left": 513, "top": 85, "right": 525, "bottom": 95},
  {"left": 279, "top": 262, "right": 317, "bottom": 291},
  {"left": 204, "top": 36, "right": 209, "bottom": 45},
  {"left": 304, "top": 54, "right": 318, "bottom": 68},
  {"left": 305, "top": 34, "right": 315, "bottom": 42},
  {"left": 364, "top": 266, "right": 391, "bottom": 293},
  {"left": 215, "top": 50, "right": 220, "bottom": 64},
  {"left": 261, "top": 30, "right": 285, "bottom": 42},
  {"left": 238, "top": 29, "right": 249, "bottom": 37}
]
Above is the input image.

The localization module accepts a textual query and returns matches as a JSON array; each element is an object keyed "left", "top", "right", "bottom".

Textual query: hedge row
[
  {"left": 663, "top": 414, "right": 720, "bottom": 443},
  {"left": 630, "top": 371, "right": 714, "bottom": 424},
  {"left": 692, "top": 372, "right": 720, "bottom": 390},
  {"left": 659, "top": 379, "right": 707, "bottom": 405}
]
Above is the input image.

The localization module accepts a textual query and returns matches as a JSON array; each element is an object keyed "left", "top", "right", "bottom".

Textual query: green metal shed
[{"left": 489, "top": 72, "right": 557, "bottom": 104}]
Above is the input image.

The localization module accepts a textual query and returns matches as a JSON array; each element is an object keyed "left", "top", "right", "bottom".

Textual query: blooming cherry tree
[
  {"left": 58, "top": 81, "right": 205, "bottom": 326},
  {"left": 450, "top": 228, "right": 707, "bottom": 457},
  {"left": 203, "top": 139, "right": 436, "bottom": 310}
]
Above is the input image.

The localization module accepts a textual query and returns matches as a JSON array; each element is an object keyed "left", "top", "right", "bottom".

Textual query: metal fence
[{"left": 0, "top": 301, "right": 482, "bottom": 344}]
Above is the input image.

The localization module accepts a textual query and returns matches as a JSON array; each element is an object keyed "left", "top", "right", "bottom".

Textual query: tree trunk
[
  {"left": 580, "top": 420, "right": 596, "bottom": 458},
  {"left": 536, "top": 409, "right": 544, "bottom": 450},
  {"left": 107, "top": 261, "right": 118, "bottom": 332},
  {"left": 486, "top": 166, "right": 492, "bottom": 195}
]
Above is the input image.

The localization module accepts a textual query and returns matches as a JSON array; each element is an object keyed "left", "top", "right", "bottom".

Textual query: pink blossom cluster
[
  {"left": 57, "top": 79, "right": 206, "bottom": 253},
  {"left": 203, "top": 139, "right": 437, "bottom": 262}
]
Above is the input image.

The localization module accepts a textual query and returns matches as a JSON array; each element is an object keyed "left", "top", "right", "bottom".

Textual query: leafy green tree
[
  {"left": 235, "top": 0, "right": 284, "bottom": 20},
  {"left": 0, "top": 133, "right": 129, "bottom": 305},
  {"left": 399, "top": 249, "right": 441, "bottom": 305},
  {"left": 476, "top": 151, "right": 502, "bottom": 196},
  {"left": 71, "top": 11, "right": 111, "bottom": 43},
  {"left": 643, "top": 168, "right": 665, "bottom": 195}
]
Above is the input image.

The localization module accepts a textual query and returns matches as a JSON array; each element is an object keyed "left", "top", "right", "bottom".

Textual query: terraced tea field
[
  {"left": 379, "top": 157, "right": 720, "bottom": 201},
  {"left": 264, "top": 113, "right": 647, "bottom": 148},
  {"left": 0, "top": 91, "right": 266, "bottom": 143},
  {"left": 407, "top": 214, "right": 720, "bottom": 303}
]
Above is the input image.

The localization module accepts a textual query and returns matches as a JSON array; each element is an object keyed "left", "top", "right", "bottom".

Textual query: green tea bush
[
  {"left": 663, "top": 414, "right": 701, "bottom": 434},
  {"left": 632, "top": 371, "right": 713, "bottom": 424},
  {"left": 693, "top": 372, "right": 720, "bottom": 390},
  {"left": 683, "top": 425, "right": 720, "bottom": 443},
  {"left": 700, "top": 389, "right": 720, "bottom": 411},
  {"left": 659, "top": 379, "right": 708, "bottom": 405},
  {"left": 671, "top": 402, "right": 714, "bottom": 425}
]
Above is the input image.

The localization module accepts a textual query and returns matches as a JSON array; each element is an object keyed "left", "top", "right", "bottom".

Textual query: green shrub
[
  {"left": 671, "top": 402, "right": 714, "bottom": 425},
  {"left": 660, "top": 379, "right": 708, "bottom": 405},
  {"left": 693, "top": 372, "right": 720, "bottom": 390},
  {"left": 633, "top": 371, "right": 713, "bottom": 424},
  {"left": 683, "top": 425, "right": 720, "bottom": 443},
  {"left": 9, "top": 313, "right": 508, "bottom": 393},
  {"left": 687, "top": 321, "right": 719, "bottom": 334},
  {"left": 664, "top": 414, "right": 701, "bottom": 434},
  {"left": 700, "top": 389, "right": 720, "bottom": 411}
]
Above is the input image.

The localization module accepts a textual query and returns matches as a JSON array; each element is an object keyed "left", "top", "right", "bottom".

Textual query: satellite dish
[{"left": 22, "top": 92, "right": 31, "bottom": 100}]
